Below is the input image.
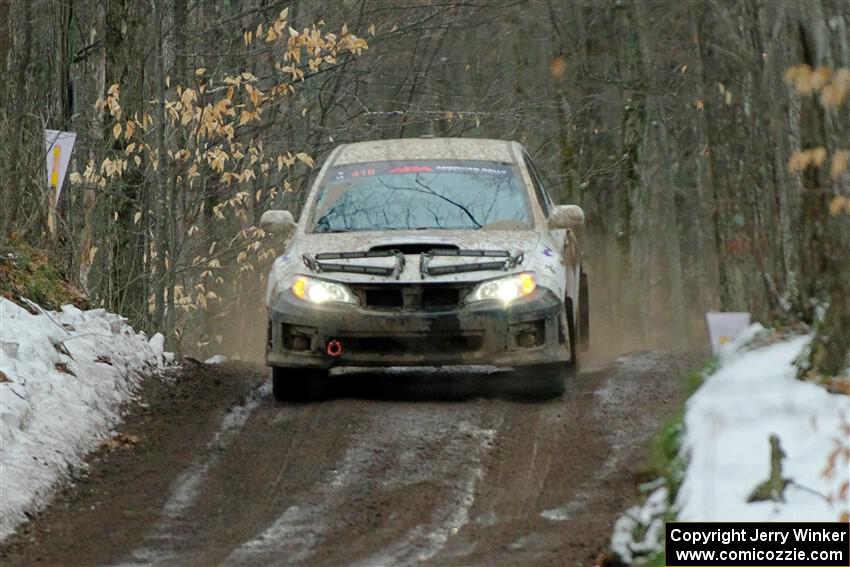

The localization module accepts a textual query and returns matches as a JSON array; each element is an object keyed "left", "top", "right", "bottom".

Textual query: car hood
[
  {"left": 298, "top": 229, "right": 538, "bottom": 257},
  {"left": 267, "top": 229, "right": 544, "bottom": 293}
]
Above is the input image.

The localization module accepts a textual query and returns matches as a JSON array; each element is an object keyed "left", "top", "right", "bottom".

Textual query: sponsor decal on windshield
[
  {"left": 433, "top": 165, "right": 510, "bottom": 176},
  {"left": 390, "top": 165, "right": 433, "bottom": 173},
  {"left": 331, "top": 160, "right": 514, "bottom": 181}
]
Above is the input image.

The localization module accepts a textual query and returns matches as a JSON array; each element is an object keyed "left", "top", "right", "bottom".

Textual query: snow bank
[
  {"left": 0, "top": 298, "right": 170, "bottom": 540},
  {"left": 677, "top": 328, "right": 849, "bottom": 521},
  {"left": 611, "top": 484, "right": 668, "bottom": 564},
  {"left": 610, "top": 329, "right": 848, "bottom": 562}
]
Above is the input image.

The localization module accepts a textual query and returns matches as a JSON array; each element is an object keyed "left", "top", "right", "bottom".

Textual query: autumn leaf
[
  {"left": 113, "top": 122, "right": 122, "bottom": 139},
  {"left": 549, "top": 56, "right": 567, "bottom": 81},
  {"left": 829, "top": 196, "right": 849, "bottom": 216},
  {"left": 695, "top": 99, "right": 704, "bottom": 111},
  {"left": 295, "top": 152, "right": 314, "bottom": 168},
  {"left": 811, "top": 147, "right": 828, "bottom": 167},
  {"left": 102, "top": 432, "right": 140, "bottom": 451},
  {"left": 830, "top": 150, "right": 849, "bottom": 180},
  {"left": 788, "top": 147, "right": 827, "bottom": 173},
  {"left": 195, "top": 67, "right": 206, "bottom": 76}
]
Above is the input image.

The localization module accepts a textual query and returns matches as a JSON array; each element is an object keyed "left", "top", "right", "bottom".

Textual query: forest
[{"left": 1, "top": 0, "right": 848, "bottom": 378}]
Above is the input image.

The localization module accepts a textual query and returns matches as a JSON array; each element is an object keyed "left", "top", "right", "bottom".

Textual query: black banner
[{"left": 666, "top": 522, "right": 849, "bottom": 566}]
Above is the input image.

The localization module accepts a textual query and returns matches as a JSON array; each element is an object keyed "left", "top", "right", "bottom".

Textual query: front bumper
[{"left": 266, "top": 288, "right": 570, "bottom": 369}]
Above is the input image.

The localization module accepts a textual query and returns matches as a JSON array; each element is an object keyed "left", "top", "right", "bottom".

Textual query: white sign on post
[
  {"left": 706, "top": 311, "right": 751, "bottom": 354},
  {"left": 44, "top": 129, "right": 76, "bottom": 207}
]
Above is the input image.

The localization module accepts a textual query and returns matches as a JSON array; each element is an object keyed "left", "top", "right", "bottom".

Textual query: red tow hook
[{"left": 326, "top": 339, "right": 343, "bottom": 357}]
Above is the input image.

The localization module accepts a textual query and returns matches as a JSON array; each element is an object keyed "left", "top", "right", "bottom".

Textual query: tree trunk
[{"left": 153, "top": 0, "right": 168, "bottom": 332}]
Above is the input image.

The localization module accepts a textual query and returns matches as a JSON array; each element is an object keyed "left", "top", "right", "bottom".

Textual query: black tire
[
  {"left": 512, "top": 363, "right": 570, "bottom": 398},
  {"left": 272, "top": 366, "right": 326, "bottom": 402},
  {"left": 565, "top": 296, "right": 578, "bottom": 367},
  {"left": 579, "top": 270, "right": 590, "bottom": 351}
]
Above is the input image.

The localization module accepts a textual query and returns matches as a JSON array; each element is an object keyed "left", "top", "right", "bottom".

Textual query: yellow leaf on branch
[
  {"left": 828, "top": 196, "right": 849, "bottom": 216},
  {"left": 295, "top": 152, "right": 314, "bottom": 168},
  {"left": 830, "top": 150, "right": 849, "bottom": 181},
  {"left": 788, "top": 147, "right": 828, "bottom": 173}
]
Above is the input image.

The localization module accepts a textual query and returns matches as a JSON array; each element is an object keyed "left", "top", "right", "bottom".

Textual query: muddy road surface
[{"left": 1, "top": 352, "right": 698, "bottom": 566}]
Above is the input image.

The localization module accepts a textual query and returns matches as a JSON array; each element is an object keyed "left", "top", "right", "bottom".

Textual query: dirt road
[{"left": 0, "top": 352, "right": 697, "bottom": 566}]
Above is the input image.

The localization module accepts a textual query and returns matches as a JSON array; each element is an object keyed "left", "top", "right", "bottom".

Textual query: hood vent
[{"left": 369, "top": 243, "right": 459, "bottom": 255}]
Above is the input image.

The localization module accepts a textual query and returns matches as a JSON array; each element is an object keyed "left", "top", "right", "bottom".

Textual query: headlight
[
  {"left": 468, "top": 273, "right": 536, "bottom": 305},
  {"left": 292, "top": 276, "right": 357, "bottom": 305}
]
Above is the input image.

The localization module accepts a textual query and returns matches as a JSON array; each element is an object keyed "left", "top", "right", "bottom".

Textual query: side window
[{"left": 523, "top": 154, "right": 551, "bottom": 217}]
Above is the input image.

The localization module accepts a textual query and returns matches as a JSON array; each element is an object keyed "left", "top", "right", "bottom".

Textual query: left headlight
[
  {"left": 292, "top": 276, "right": 357, "bottom": 305},
  {"left": 467, "top": 272, "right": 536, "bottom": 305}
]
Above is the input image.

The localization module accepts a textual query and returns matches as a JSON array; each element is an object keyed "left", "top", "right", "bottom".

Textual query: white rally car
[{"left": 261, "top": 137, "right": 588, "bottom": 400}]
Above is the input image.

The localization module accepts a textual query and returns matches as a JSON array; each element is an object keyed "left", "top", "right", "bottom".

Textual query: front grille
[
  {"left": 364, "top": 288, "right": 403, "bottom": 308},
  {"left": 351, "top": 284, "right": 471, "bottom": 311},
  {"left": 422, "top": 286, "right": 460, "bottom": 309},
  {"left": 343, "top": 334, "right": 483, "bottom": 355}
]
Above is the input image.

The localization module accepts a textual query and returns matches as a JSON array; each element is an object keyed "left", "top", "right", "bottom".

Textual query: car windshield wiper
[
  {"left": 303, "top": 250, "right": 406, "bottom": 279},
  {"left": 419, "top": 249, "right": 523, "bottom": 278},
  {"left": 313, "top": 227, "right": 354, "bottom": 233}
]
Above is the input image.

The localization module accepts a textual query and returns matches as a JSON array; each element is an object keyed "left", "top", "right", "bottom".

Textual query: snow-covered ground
[
  {"left": 612, "top": 327, "right": 849, "bottom": 562},
  {"left": 678, "top": 326, "right": 849, "bottom": 521},
  {"left": 0, "top": 298, "right": 171, "bottom": 540}
]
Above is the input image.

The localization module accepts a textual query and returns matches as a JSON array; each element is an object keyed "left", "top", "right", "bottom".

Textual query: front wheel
[
  {"left": 579, "top": 270, "right": 590, "bottom": 351},
  {"left": 512, "top": 363, "right": 572, "bottom": 398},
  {"left": 272, "top": 367, "right": 327, "bottom": 402}
]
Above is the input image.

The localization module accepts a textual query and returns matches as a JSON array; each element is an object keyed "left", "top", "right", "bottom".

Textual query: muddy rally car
[{"left": 261, "top": 137, "right": 588, "bottom": 400}]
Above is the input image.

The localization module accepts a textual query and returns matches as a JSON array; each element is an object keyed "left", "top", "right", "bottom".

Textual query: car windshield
[{"left": 310, "top": 160, "right": 530, "bottom": 233}]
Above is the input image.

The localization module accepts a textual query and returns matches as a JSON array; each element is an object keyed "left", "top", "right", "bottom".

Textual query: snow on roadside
[
  {"left": 204, "top": 354, "right": 228, "bottom": 365},
  {"left": 0, "top": 298, "right": 171, "bottom": 540},
  {"left": 611, "top": 484, "right": 668, "bottom": 564},
  {"left": 610, "top": 327, "right": 849, "bottom": 563},
  {"left": 677, "top": 329, "right": 849, "bottom": 521}
]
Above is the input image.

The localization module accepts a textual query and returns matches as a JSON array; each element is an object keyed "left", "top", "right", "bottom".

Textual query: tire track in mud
[
  {"left": 421, "top": 352, "right": 698, "bottom": 566},
  {"left": 0, "top": 353, "right": 699, "bottom": 567},
  {"left": 115, "top": 382, "right": 269, "bottom": 566},
  {"left": 224, "top": 403, "right": 501, "bottom": 567},
  {"left": 538, "top": 353, "right": 671, "bottom": 523},
  {"left": 347, "top": 417, "right": 498, "bottom": 567}
]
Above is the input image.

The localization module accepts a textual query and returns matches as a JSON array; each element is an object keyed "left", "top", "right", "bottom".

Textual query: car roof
[{"left": 331, "top": 137, "right": 518, "bottom": 166}]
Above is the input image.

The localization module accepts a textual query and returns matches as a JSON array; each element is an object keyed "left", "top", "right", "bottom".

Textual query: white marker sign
[
  {"left": 706, "top": 311, "right": 751, "bottom": 353},
  {"left": 44, "top": 129, "right": 76, "bottom": 206}
]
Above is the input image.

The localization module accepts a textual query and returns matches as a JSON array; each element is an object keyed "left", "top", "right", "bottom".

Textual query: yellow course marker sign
[{"left": 50, "top": 145, "right": 61, "bottom": 188}]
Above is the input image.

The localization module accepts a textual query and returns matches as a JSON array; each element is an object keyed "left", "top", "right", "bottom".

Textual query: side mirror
[
  {"left": 259, "top": 209, "right": 296, "bottom": 235},
  {"left": 548, "top": 205, "right": 585, "bottom": 230}
]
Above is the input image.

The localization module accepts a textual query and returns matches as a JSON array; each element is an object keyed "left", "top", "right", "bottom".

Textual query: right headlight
[{"left": 467, "top": 272, "right": 536, "bottom": 305}]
